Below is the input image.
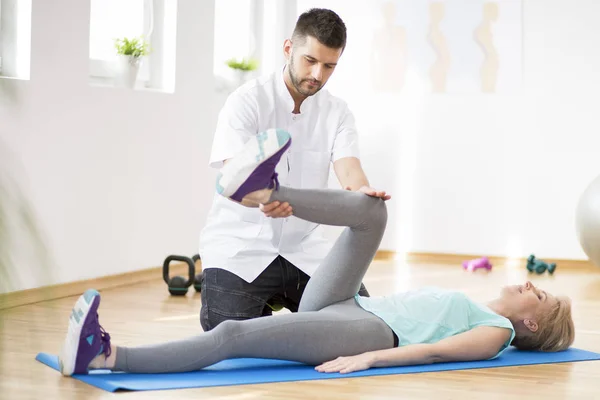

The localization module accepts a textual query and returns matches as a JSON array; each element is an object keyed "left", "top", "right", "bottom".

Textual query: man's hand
[
  {"left": 347, "top": 186, "right": 391, "bottom": 201},
  {"left": 259, "top": 201, "right": 293, "bottom": 218},
  {"left": 315, "top": 352, "right": 376, "bottom": 374}
]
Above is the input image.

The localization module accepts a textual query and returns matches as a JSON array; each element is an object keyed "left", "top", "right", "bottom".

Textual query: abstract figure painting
[
  {"left": 428, "top": 2, "right": 451, "bottom": 93},
  {"left": 370, "top": 2, "right": 408, "bottom": 93},
  {"left": 474, "top": 2, "right": 500, "bottom": 93},
  {"left": 369, "top": 0, "right": 521, "bottom": 94},
  {"left": 297, "top": 0, "right": 521, "bottom": 95}
]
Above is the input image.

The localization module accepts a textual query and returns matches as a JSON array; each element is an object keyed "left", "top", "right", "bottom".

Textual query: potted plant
[
  {"left": 114, "top": 36, "right": 151, "bottom": 89},
  {"left": 225, "top": 57, "right": 259, "bottom": 87}
]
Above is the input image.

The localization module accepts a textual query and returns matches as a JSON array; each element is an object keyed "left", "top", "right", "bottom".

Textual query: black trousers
[{"left": 199, "top": 255, "right": 370, "bottom": 331}]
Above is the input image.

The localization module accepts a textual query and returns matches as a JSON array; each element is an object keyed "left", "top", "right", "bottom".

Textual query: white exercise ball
[{"left": 575, "top": 174, "right": 600, "bottom": 268}]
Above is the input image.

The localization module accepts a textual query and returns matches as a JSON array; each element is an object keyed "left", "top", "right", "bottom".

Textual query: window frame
[
  {"left": 0, "top": 2, "right": 3, "bottom": 74},
  {"left": 0, "top": 0, "right": 32, "bottom": 79},
  {"left": 213, "top": 0, "right": 297, "bottom": 92},
  {"left": 88, "top": 0, "right": 168, "bottom": 89}
]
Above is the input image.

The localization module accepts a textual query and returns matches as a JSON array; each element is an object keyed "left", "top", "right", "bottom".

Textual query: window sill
[
  {"left": 89, "top": 76, "right": 174, "bottom": 94},
  {"left": 0, "top": 75, "right": 30, "bottom": 81},
  {"left": 214, "top": 74, "right": 243, "bottom": 95}
]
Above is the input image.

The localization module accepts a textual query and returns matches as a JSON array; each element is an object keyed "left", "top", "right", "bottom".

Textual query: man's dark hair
[{"left": 292, "top": 8, "right": 347, "bottom": 50}]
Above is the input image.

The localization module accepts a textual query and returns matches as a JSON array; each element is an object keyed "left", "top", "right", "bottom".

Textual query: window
[
  {"left": 0, "top": 4, "right": 2, "bottom": 73},
  {"left": 213, "top": 0, "right": 297, "bottom": 91},
  {"left": 0, "top": 0, "right": 32, "bottom": 79},
  {"left": 261, "top": 0, "right": 297, "bottom": 75},
  {"left": 89, "top": 0, "right": 177, "bottom": 92},
  {"left": 213, "top": 0, "right": 254, "bottom": 86}
]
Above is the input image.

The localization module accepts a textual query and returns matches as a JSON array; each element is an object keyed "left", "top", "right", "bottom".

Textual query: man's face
[{"left": 285, "top": 35, "right": 343, "bottom": 97}]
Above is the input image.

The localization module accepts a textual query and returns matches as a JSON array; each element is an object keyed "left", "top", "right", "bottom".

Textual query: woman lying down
[{"left": 58, "top": 129, "right": 575, "bottom": 376}]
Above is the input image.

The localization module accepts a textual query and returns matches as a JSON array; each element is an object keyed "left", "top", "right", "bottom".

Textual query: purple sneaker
[
  {"left": 59, "top": 289, "right": 112, "bottom": 376},
  {"left": 217, "top": 129, "right": 291, "bottom": 202}
]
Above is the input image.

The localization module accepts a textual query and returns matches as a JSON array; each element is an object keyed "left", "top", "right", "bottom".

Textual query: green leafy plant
[
  {"left": 114, "top": 36, "right": 151, "bottom": 58},
  {"left": 225, "top": 57, "right": 259, "bottom": 71}
]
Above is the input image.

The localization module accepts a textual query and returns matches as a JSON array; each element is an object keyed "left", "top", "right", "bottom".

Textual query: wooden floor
[{"left": 2, "top": 259, "right": 600, "bottom": 399}]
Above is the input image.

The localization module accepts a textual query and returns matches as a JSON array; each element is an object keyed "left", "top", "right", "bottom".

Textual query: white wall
[
  {"left": 407, "top": 0, "right": 600, "bottom": 260},
  {"left": 0, "top": 0, "right": 218, "bottom": 293},
  {"left": 324, "top": 0, "right": 600, "bottom": 260},
  {"left": 2, "top": 0, "right": 599, "bottom": 293}
]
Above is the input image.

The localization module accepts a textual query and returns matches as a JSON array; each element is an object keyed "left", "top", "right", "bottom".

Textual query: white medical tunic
[{"left": 198, "top": 67, "right": 361, "bottom": 283}]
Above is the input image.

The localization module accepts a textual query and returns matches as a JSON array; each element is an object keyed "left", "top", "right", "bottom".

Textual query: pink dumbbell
[{"left": 463, "top": 257, "right": 492, "bottom": 272}]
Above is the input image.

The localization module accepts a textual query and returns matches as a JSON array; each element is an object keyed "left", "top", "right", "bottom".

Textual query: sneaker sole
[
  {"left": 216, "top": 129, "right": 291, "bottom": 198},
  {"left": 59, "top": 289, "right": 100, "bottom": 376}
]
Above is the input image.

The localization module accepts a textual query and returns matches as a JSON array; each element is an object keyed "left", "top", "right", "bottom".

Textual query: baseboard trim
[
  {"left": 402, "top": 251, "right": 595, "bottom": 270},
  {"left": 0, "top": 266, "right": 162, "bottom": 311},
  {"left": 373, "top": 250, "right": 397, "bottom": 261},
  {"left": 1, "top": 251, "right": 594, "bottom": 310}
]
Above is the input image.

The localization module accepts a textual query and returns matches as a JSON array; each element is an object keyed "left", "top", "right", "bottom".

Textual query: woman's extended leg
[
  {"left": 114, "top": 299, "right": 393, "bottom": 373},
  {"left": 60, "top": 291, "right": 394, "bottom": 375}
]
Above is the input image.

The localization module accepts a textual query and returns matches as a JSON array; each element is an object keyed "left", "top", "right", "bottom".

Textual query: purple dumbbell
[{"left": 463, "top": 257, "right": 492, "bottom": 272}]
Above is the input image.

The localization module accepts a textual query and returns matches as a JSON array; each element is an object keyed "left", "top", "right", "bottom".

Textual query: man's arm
[
  {"left": 333, "top": 157, "right": 391, "bottom": 200},
  {"left": 316, "top": 326, "right": 511, "bottom": 374},
  {"left": 209, "top": 93, "right": 258, "bottom": 169},
  {"left": 333, "top": 157, "right": 369, "bottom": 191}
]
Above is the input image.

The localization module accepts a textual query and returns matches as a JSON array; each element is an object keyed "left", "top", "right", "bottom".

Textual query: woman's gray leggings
[{"left": 114, "top": 186, "right": 395, "bottom": 373}]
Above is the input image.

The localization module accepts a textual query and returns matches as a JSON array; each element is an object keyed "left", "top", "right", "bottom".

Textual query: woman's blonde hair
[{"left": 512, "top": 296, "right": 575, "bottom": 352}]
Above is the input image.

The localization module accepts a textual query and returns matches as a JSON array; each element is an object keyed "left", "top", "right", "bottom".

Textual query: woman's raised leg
[
  {"left": 267, "top": 187, "right": 387, "bottom": 312},
  {"left": 216, "top": 128, "right": 388, "bottom": 312}
]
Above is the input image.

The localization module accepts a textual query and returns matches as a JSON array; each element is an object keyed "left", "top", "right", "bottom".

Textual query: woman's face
[{"left": 500, "top": 281, "right": 557, "bottom": 332}]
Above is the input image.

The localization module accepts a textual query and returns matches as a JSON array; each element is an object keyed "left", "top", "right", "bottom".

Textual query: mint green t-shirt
[{"left": 354, "top": 286, "right": 515, "bottom": 359}]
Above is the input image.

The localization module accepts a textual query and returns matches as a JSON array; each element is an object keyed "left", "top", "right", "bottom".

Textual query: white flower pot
[
  {"left": 117, "top": 55, "right": 142, "bottom": 89},
  {"left": 233, "top": 69, "right": 249, "bottom": 88}
]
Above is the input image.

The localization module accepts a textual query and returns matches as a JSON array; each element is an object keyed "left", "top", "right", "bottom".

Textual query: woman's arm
[
  {"left": 316, "top": 326, "right": 511, "bottom": 374},
  {"left": 372, "top": 326, "right": 511, "bottom": 367}
]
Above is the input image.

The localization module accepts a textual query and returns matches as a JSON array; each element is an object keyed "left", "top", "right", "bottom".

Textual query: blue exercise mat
[{"left": 36, "top": 348, "right": 600, "bottom": 393}]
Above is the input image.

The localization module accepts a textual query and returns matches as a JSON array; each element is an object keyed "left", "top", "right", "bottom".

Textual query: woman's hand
[{"left": 315, "top": 353, "right": 376, "bottom": 374}]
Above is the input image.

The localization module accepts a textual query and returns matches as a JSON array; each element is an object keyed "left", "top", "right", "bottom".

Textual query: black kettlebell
[
  {"left": 192, "top": 254, "right": 203, "bottom": 293},
  {"left": 163, "top": 255, "right": 195, "bottom": 295}
]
